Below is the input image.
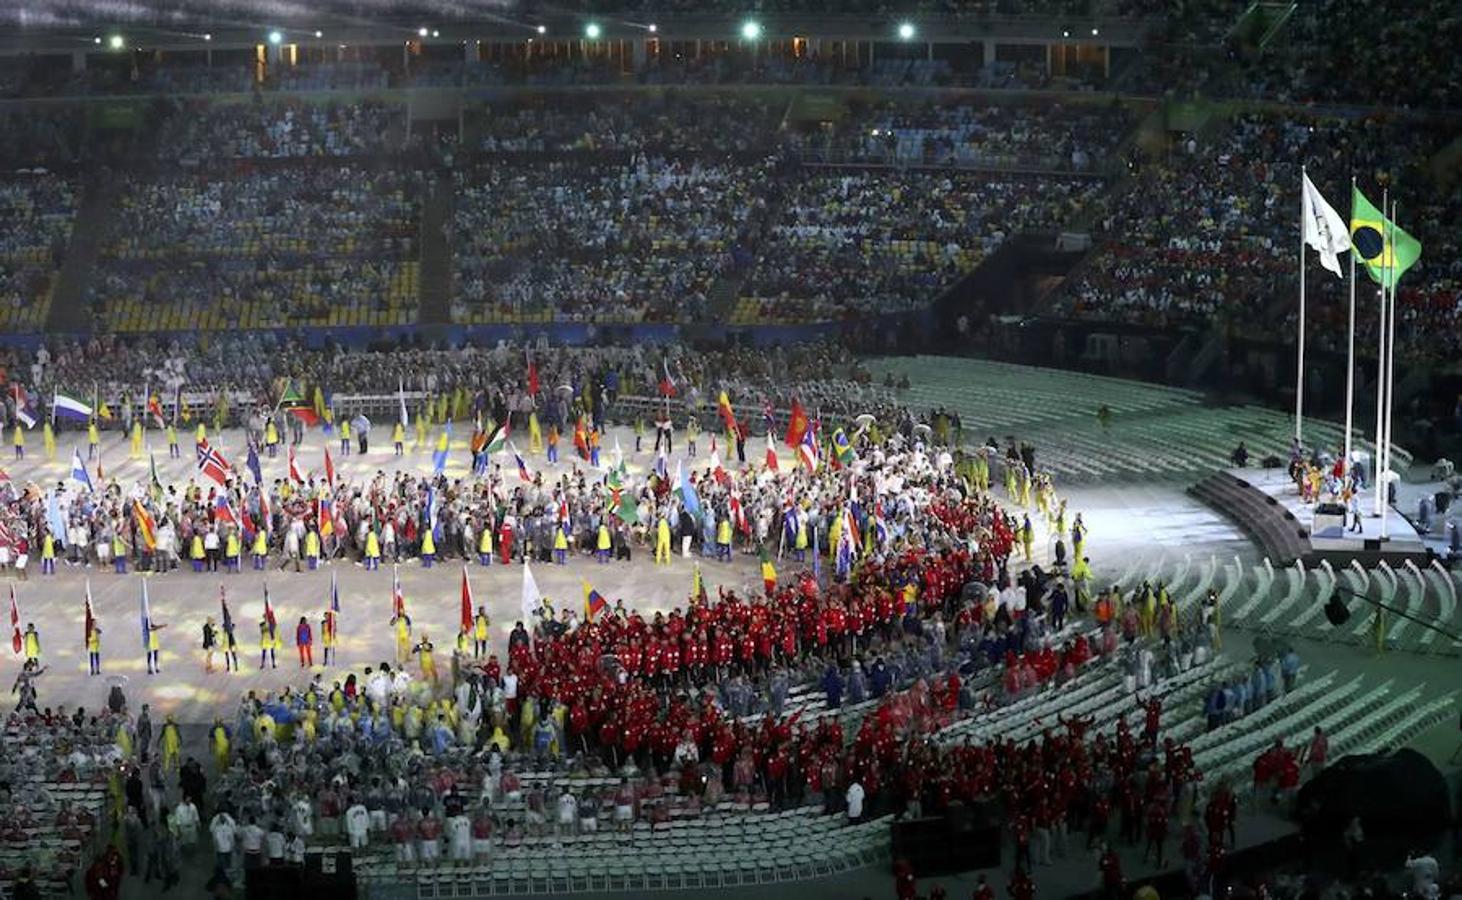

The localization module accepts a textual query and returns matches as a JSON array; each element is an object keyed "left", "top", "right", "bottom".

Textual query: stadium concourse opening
[{"left": 0, "top": 5, "right": 1459, "bottom": 900}]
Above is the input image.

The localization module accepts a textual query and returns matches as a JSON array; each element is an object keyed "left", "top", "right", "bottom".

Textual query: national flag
[
  {"left": 615, "top": 489, "right": 639, "bottom": 526},
  {"left": 759, "top": 548, "right": 777, "bottom": 595},
  {"left": 257, "top": 486, "right": 272, "bottom": 535},
  {"left": 583, "top": 581, "right": 607, "bottom": 622},
  {"left": 573, "top": 417, "right": 589, "bottom": 459},
  {"left": 798, "top": 427, "right": 820, "bottom": 472},
  {"left": 262, "top": 583, "right": 277, "bottom": 635},
  {"left": 70, "top": 446, "right": 94, "bottom": 491},
  {"left": 330, "top": 569, "right": 341, "bottom": 615},
  {"left": 196, "top": 439, "right": 231, "bottom": 486},
  {"left": 674, "top": 460, "right": 702, "bottom": 522},
  {"left": 220, "top": 585, "right": 234, "bottom": 634},
  {"left": 690, "top": 564, "right": 706, "bottom": 604},
  {"left": 148, "top": 454, "right": 164, "bottom": 502},
  {"left": 84, "top": 580, "right": 96, "bottom": 650},
  {"left": 709, "top": 449, "right": 729, "bottom": 486},
  {"left": 133, "top": 499, "right": 157, "bottom": 551},
  {"left": 280, "top": 381, "right": 320, "bottom": 426},
  {"left": 97, "top": 400, "right": 113, "bottom": 422},
  {"left": 433, "top": 424, "right": 452, "bottom": 474},
  {"left": 52, "top": 391, "right": 92, "bottom": 422},
  {"left": 214, "top": 493, "right": 238, "bottom": 526},
  {"left": 762, "top": 399, "right": 774, "bottom": 434},
  {"left": 95, "top": 456, "right": 105, "bottom": 484},
  {"left": 398, "top": 380, "right": 410, "bottom": 429},
  {"left": 520, "top": 561, "right": 542, "bottom": 623},
  {"left": 717, "top": 391, "right": 736, "bottom": 433},
  {"left": 526, "top": 351, "right": 539, "bottom": 397},
  {"left": 46, "top": 492, "right": 68, "bottom": 548},
  {"left": 287, "top": 446, "right": 303, "bottom": 483},
  {"left": 9, "top": 585, "right": 20, "bottom": 655},
  {"left": 784, "top": 398, "right": 809, "bottom": 448},
  {"left": 1302, "top": 172, "right": 1350, "bottom": 278},
  {"left": 765, "top": 434, "right": 780, "bottom": 471},
  {"left": 513, "top": 445, "right": 532, "bottom": 483},
  {"left": 318, "top": 496, "right": 334, "bottom": 537},
  {"left": 147, "top": 393, "right": 166, "bottom": 429},
  {"left": 1351, "top": 186, "right": 1422, "bottom": 289},
  {"left": 832, "top": 428, "right": 856, "bottom": 467},
  {"left": 729, "top": 492, "right": 748, "bottom": 534},
  {"left": 323, "top": 446, "right": 336, "bottom": 488},
  {"left": 246, "top": 444, "right": 262, "bottom": 485},
  {"left": 140, "top": 579, "right": 153, "bottom": 650},
  {"left": 528, "top": 413, "right": 543, "bottom": 453},
  {"left": 658, "top": 360, "right": 677, "bottom": 398},
  {"left": 392, "top": 565, "right": 406, "bottom": 619},
  {"left": 654, "top": 450, "right": 668, "bottom": 480},
  {"left": 11, "top": 385, "right": 37, "bottom": 429},
  {"left": 484, "top": 419, "right": 509, "bottom": 455},
  {"left": 460, "top": 566, "right": 474, "bottom": 634}
]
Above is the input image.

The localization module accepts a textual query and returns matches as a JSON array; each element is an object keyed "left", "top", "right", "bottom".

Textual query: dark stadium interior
[{"left": 0, "top": 3, "right": 1458, "bottom": 900}]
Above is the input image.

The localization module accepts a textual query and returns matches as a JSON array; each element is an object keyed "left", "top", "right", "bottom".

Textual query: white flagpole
[
  {"left": 1380, "top": 199, "right": 1400, "bottom": 540},
  {"left": 1371, "top": 184, "right": 1387, "bottom": 518},
  {"left": 1296, "top": 165, "right": 1307, "bottom": 446},
  {"left": 1341, "top": 217, "right": 1356, "bottom": 479}
]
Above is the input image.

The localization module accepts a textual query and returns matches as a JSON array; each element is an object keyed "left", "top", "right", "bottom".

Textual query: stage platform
[{"left": 1190, "top": 468, "right": 1430, "bottom": 569}]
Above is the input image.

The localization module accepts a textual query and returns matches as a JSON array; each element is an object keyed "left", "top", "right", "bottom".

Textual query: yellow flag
[
  {"left": 98, "top": 402, "right": 114, "bottom": 421},
  {"left": 528, "top": 413, "right": 543, "bottom": 453}
]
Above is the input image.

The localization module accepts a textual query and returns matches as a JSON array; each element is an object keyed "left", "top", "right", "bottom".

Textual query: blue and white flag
[
  {"left": 140, "top": 579, "right": 153, "bottom": 649},
  {"left": 70, "top": 447, "right": 94, "bottom": 492},
  {"left": 46, "top": 492, "right": 68, "bottom": 548}
]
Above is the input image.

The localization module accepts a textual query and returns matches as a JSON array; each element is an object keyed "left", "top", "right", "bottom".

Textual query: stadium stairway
[
  {"left": 418, "top": 176, "right": 454, "bottom": 326},
  {"left": 44, "top": 179, "right": 118, "bottom": 334}
]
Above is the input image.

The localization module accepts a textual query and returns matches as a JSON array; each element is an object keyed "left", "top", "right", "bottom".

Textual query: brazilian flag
[{"left": 1350, "top": 187, "right": 1421, "bottom": 289}]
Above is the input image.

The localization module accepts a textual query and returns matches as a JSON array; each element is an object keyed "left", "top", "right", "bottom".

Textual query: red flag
[
  {"left": 765, "top": 435, "right": 780, "bottom": 472},
  {"left": 658, "top": 360, "right": 677, "bottom": 398},
  {"left": 784, "top": 398, "right": 809, "bottom": 449},
  {"left": 9, "top": 585, "right": 20, "bottom": 655},
  {"left": 573, "top": 417, "right": 589, "bottom": 459},
  {"left": 526, "top": 352, "right": 539, "bottom": 397},
  {"left": 147, "top": 394, "right": 166, "bottom": 429},
  {"left": 392, "top": 566, "right": 406, "bottom": 619},
  {"left": 286, "top": 406, "right": 321, "bottom": 427},
  {"left": 287, "top": 447, "right": 303, "bottom": 484},
  {"left": 460, "top": 567, "right": 474, "bottom": 634},
  {"left": 262, "top": 584, "right": 277, "bottom": 631},
  {"left": 324, "top": 446, "right": 336, "bottom": 488}
]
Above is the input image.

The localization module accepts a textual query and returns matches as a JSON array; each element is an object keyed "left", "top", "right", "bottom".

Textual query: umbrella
[
  {"left": 854, "top": 414, "right": 876, "bottom": 428},
  {"left": 913, "top": 423, "right": 933, "bottom": 437},
  {"left": 557, "top": 384, "right": 575, "bottom": 396}
]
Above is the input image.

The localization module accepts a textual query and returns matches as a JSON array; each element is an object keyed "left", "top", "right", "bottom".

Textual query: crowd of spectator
[
  {"left": 0, "top": 173, "right": 75, "bottom": 332},
  {"left": 789, "top": 99, "right": 1133, "bottom": 172},
  {"left": 453, "top": 157, "right": 773, "bottom": 324},
  {"left": 155, "top": 98, "right": 402, "bottom": 162},
  {"left": 470, "top": 95, "right": 781, "bottom": 156},
  {"left": 738, "top": 171, "right": 1102, "bottom": 323},
  {"left": 86, "top": 165, "right": 421, "bottom": 332},
  {"left": 1060, "top": 111, "right": 1462, "bottom": 362}
]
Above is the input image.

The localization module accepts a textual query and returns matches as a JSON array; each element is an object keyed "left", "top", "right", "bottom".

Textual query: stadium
[{"left": 0, "top": 0, "right": 1458, "bottom": 898}]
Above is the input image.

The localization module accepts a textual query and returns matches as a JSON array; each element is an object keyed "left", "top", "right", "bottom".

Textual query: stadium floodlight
[
  {"left": 536, "top": 25, "right": 547, "bottom": 34},
  {"left": 93, "top": 36, "right": 102, "bottom": 45},
  {"left": 584, "top": 22, "right": 602, "bottom": 39},
  {"left": 108, "top": 34, "right": 125, "bottom": 50},
  {"left": 418, "top": 26, "right": 429, "bottom": 37},
  {"left": 1061, "top": 29, "right": 1070, "bottom": 38},
  {"left": 740, "top": 19, "right": 762, "bottom": 40},
  {"left": 897, "top": 21, "right": 916, "bottom": 41},
  {"left": 314, "top": 30, "right": 323, "bottom": 38},
  {"left": 268, "top": 30, "right": 283, "bottom": 45},
  {"left": 203, "top": 33, "right": 212, "bottom": 41},
  {"left": 1091, "top": 27, "right": 1100, "bottom": 35},
  {"left": 432, "top": 30, "right": 440, "bottom": 38},
  {"left": 648, "top": 23, "right": 658, "bottom": 33}
]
